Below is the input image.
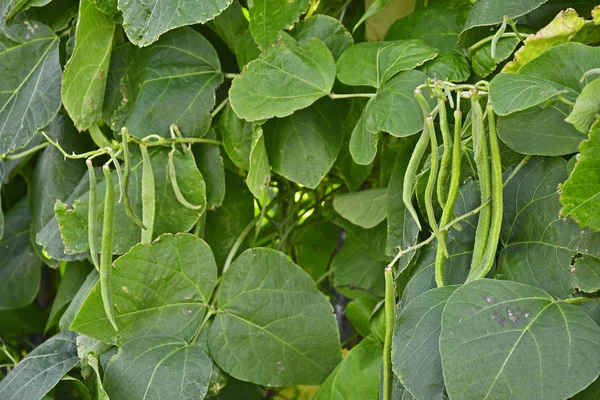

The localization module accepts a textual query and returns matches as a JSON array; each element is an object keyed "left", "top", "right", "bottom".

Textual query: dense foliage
[{"left": 1, "top": 0, "right": 600, "bottom": 399}]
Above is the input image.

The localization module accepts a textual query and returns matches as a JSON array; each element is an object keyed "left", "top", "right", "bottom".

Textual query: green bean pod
[
  {"left": 140, "top": 145, "right": 155, "bottom": 244},
  {"left": 168, "top": 149, "right": 204, "bottom": 210},
  {"left": 402, "top": 89, "right": 432, "bottom": 231},
  {"left": 121, "top": 128, "right": 145, "bottom": 229},
  {"left": 436, "top": 98, "right": 452, "bottom": 209},
  {"left": 468, "top": 91, "right": 492, "bottom": 274},
  {"left": 382, "top": 266, "right": 395, "bottom": 400},
  {"left": 86, "top": 159, "right": 99, "bottom": 271},
  {"left": 100, "top": 164, "right": 118, "bottom": 331},
  {"left": 425, "top": 116, "right": 449, "bottom": 258},
  {"left": 434, "top": 108, "right": 463, "bottom": 287},
  {"left": 468, "top": 103, "right": 503, "bottom": 281}
]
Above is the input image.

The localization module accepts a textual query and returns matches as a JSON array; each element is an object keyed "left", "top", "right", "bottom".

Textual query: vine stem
[
  {"left": 42, "top": 131, "right": 112, "bottom": 159},
  {"left": 223, "top": 73, "right": 239, "bottom": 79},
  {"left": 328, "top": 93, "right": 376, "bottom": 99},
  {"left": 211, "top": 98, "right": 229, "bottom": 118},
  {"left": 388, "top": 155, "right": 532, "bottom": 268},
  {"left": 2, "top": 141, "right": 49, "bottom": 160},
  {"left": 133, "top": 135, "right": 222, "bottom": 146},
  {"left": 467, "top": 32, "right": 529, "bottom": 58},
  {"left": 383, "top": 266, "right": 395, "bottom": 400}
]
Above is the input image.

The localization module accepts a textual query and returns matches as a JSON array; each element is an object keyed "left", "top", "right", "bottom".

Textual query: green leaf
[
  {"left": 204, "top": 172, "right": 254, "bottom": 267},
  {"left": 71, "top": 234, "right": 217, "bottom": 343},
  {"left": 89, "top": 0, "right": 117, "bottom": 15},
  {"left": 207, "top": 0, "right": 260, "bottom": 69},
  {"left": 504, "top": 9, "right": 586, "bottom": 73},
  {"left": 194, "top": 131, "right": 226, "bottom": 210},
  {"left": 334, "top": 188, "right": 387, "bottom": 229},
  {"left": 314, "top": 335, "right": 382, "bottom": 400},
  {"left": 246, "top": 123, "right": 270, "bottom": 198},
  {"left": 0, "top": 21, "right": 61, "bottom": 155},
  {"left": 498, "top": 157, "right": 600, "bottom": 297},
  {"left": 118, "top": 0, "right": 232, "bottom": 46},
  {"left": 56, "top": 147, "right": 205, "bottom": 256},
  {"left": 560, "top": 121, "right": 600, "bottom": 231},
  {"left": 208, "top": 248, "right": 341, "bottom": 385},
  {"left": 440, "top": 279, "right": 600, "bottom": 400},
  {"left": 264, "top": 98, "right": 343, "bottom": 189},
  {"left": 215, "top": 103, "right": 252, "bottom": 170},
  {"left": 16, "top": 0, "right": 79, "bottom": 32},
  {"left": 332, "top": 237, "right": 386, "bottom": 299},
  {"left": 392, "top": 286, "right": 457, "bottom": 400},
  {"left": 112, "top": 27, "right": 222, "bottom": 139},
  {"left": 292, "top": 220, "right": 339, "bottom": 280},
  {"left": 62, "top": 0, "right": 116, "bottom": 131},
  {"left": 471, "top": 36, "right": 521, "bottom": 78},
  {"left": 460, "top": 0, "right": 549, "bottom": 45},
  {"left": 229, "top": 37, "right": 336, "bottom": 121},
  {"left": 104, "top": 336, "right": 214, "bottom": 399},
  {"left": 336, "top": 40, "right": 437, "bottom": 88},
  {"left": 365, "top": 70, "right": 433, "bottom": 137},
  {"left": 349, "top": 100, "right": 379, "bottom": 165},
  {"left": 60, "top": 269, "right": 98, "bottom": 331},
  {"left": 46, "top": 261, "right": 93, "bottom": 332},
  {"left": 0, "top": 331, "right": 78, "bottom": 399},
  {"left": 31, "top": 115, "right": 92, "bottom": 265},
  {"left": 385, "top": 3, "right": 470, "bottom": 82},
  {"left": 0, "top": 304, "right": 46, "bottom": 336},
  {"left": 248, "top": 0, "right": 310, "bottom": 49},
  {"left": 345, "top": 297, "right": 378, "bottom": 337},
  {"left": 290, "top": 15, "right": 353, "bottom": 60},
  {"left": 0, "top": 200, "right": 41, "bottom": 310},
  {"left": 102, "top": 43, "right": 131, "bottom": 123},
  {"left": 566, "top": 77, "right": 600, "bottom": 133},
  {"left": 497, "top": 102, "right": 586, "bottom": 155}
]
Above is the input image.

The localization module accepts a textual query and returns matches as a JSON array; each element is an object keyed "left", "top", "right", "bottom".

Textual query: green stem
[
  {"left": 120, "top": 128, "right": 145, "bottom": 229},
  {"left": 89, "top": 123, "right": 113, "bottom": 149},
  {"left": 224, "top": 72, "right": 239, "bottom": 79},
  {"left": 211, "top": 98, "right": 230, "bottom": 118},
  {"left": 100, "top": 164, "right": 118, "bottom": 331},
  {"left": 132, "top": 136, "right": 222, "bottom": 147},
  {"left": 190, "top": 308, "right": 216, "bottom": 344},
  {"left": 425, "top": 116, "right": 448, "bottom": 258},
  {"left": 328, "top": 93, "right": 376, "bottom": 99},
  {"left": 383, "top": 266, "right": 395, "bottom": 400},
  {"left": 437, "top": 99, "right": 452, "bottom": 209},
  {"left": 467, "top": 32, "right": 529, "bottom": 58},
  {"left": 42, "top": 131, "right": 112, "bottom": 159},
  {"left": 2, "top": 141, "right": 48, "bottom": 160}
]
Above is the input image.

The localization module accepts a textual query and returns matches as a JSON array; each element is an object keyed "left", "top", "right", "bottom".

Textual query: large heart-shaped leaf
[
  {"left": 61, "top": 0, "right": 115, "bottom": 131},
  {"left": 118, "top": 0, "right": 232, "bottom": 46},
  {"left": 313, "top": 335, "right": 382, "bottom": 400},
  {"left": 498, "top": 157, "right": 600, "bottom": 297},
  {"left": 566, "top": 77, "right": 600, "bottom": 133},
  {"left": 349, "top": 100, "right": 379, "bottom": 165},
  {"left": 112, "top": 27, "right": 222, "bottom": 139},
  {"left": 0, "top": 21, "right": 61, "bottom": 155},
  {"left": 104, "top": 336, "right": 214, "bottom": 399},
  {"left": 365, "top": 70, "right": 432, "bottom": 137},
  {"left": 440, "top": 279, "right": 600, "bottom": 400},
  {"left": 71, "top": 234, "right": 217, "bottom": 343},
  {"left": 0, "top": 331, "right": 78, "bottom": 399},
  {"left": 560, "top": 121, "right": 600, "bottom": 231},
  {"left": 248, "top": 0, "right": 309, "bottom": 49},
  {"left": 264, "top": 98, "right": 343, "bottom": 189},
  {"left": 208, "top": 248, "right": 341, "bottom": 386},
  {"left": 392, "top": 286, "right": 457, "bottom": 400},
  {"left": 49, "top": 146, "right": 205, "bottom": 256},
  {"left": 0, "top": 200, "right": 41, "bottom": 310},
  {"left": 290, "top": 15, "right": 353, "bottom": 60},
  {"left": 336, "top": 40, "right": 437, "bottom": 88},
  {"left": 215, "top": 103, "right": 252, "bottom": 170},
  {"left": 246, "top": 123, "right": 270, "bottom": 198},
  {"left": 229, "top": 37, "right": 336, "bottom": 121}
]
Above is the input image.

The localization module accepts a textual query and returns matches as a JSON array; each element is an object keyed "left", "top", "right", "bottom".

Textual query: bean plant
[{"left": 0, "top": 0, "right": 600, "bottom": 399}]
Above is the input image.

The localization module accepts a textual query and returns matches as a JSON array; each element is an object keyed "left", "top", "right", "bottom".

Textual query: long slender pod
[
  {"left": 382, "top": 266, "right": 395, "bottom": 400},
  {"left": 107, "top": 149, "right": 124, "bottom": 202},
  {"left": 434, "top": 108, "right": 463, "bottom": 287},
  {"left": 86, "top": 159, "right": 99, "bottom": 271},
  {"left": 436, "top": 98, "right": 452, "bottom": 209},
  {"left": 402, "top": 89, "right": 432, "bottom": 231},
  {"left": 469, "top": 103, "right": 503, "bottom": 281},
  {"left": 168, "top": 149, "right": 204, "bottom": 210},
  {"left": 100, "top": 165, "right": 118, "bottom": 331},
  {"left": 424, "top": 116, "right": 449, "bottom": 258},
  {"left": 121, "top": 128, "right": 145, "bottom": 229},
  {"left": 469, "top": 90, "right": 492, "bottom": 273},
  {"left": 140, "top": 145, "right": 155, "bottom": 244}
]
